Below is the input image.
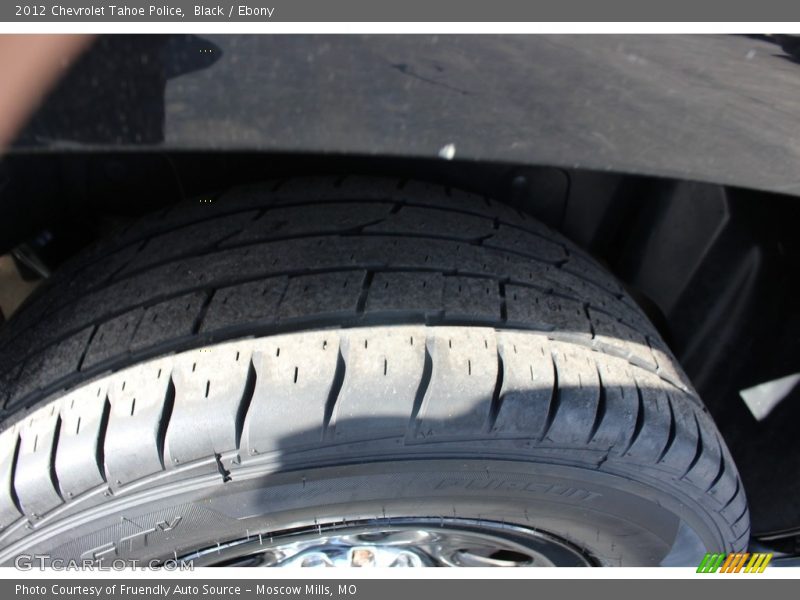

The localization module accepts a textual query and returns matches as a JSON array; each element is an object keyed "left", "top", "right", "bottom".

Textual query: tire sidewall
[{"left": 5, "top": 458, "right": 723, "bottom": 567}]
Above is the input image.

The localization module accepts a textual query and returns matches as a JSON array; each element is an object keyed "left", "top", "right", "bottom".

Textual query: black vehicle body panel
[{"left": 9, "top": 34, "right": 800, "bottom": 197}]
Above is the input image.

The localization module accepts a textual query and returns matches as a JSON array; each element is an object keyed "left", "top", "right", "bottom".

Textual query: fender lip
[{"left": 7, "top": 33, "right": 800, "bottom": 197}]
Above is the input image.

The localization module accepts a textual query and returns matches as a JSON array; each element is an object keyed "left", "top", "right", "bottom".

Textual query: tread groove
[
  {"left": 409, "top": 339, "right": 433, "bottom": 438},
  {"left": 7, "top": 433, "right": 23, "bottom": 518},
  {"left": 706, "top": 436, "right": 727, "bottom": 493},
  {"left": 322, "top": 347, "right": 347, "bottom": 440},
  {"left": 356, "top": 271, "right": 374, "bottom": 314},
  {"left": 540, "top": 352, "right": 560, "bottom": 441},
  {"left": 657, "top": 395, "right": 677, "bottom": 463},
  {"left": 682, "top": 412, "right": 705, "bottom": 479},
  {"left": 623, "top": 379, "right": 645, "bottom": 455},
  {"left": 192, "top": 290, "right": 215, "bottom": 335},
  {"left": 486, "top": 347, "right": 505, "bottom": 433},
  {"left": 587, "top": 365, "right": 607, "bottom": 443},
  {"left": 75, "top": 325, "right": 98, "bottom": 373},
  {"left": 731, "top": 502, "right": 750, "bottom": 528},
  {"left": 48, "top": 415, "right": 64, "bottom": 501},
  {"left": 95, "top": 397, "right": 111, "bottom": 484},
  {"left": 722, "top": 477, "right": 742, "bottom": 511},
  {"left": 234, "top": 359, "right": 258, "bottom": 451},
  {"left": 156, "top": 376, "right": 176, "bottom": 471}
]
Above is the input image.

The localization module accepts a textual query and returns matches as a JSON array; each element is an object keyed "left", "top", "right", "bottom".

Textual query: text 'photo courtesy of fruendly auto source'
[{"left": 0, "top": 0, "right": 799, "bottom": 594}]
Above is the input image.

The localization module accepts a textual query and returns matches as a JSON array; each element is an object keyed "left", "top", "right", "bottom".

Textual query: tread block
[
  {"left": 415, "top": 328, "right": 497, "bottom": 438},
  {"left": 165, "top": 341, "right": 254, "bottom": 467},
  {"left": 65, "top": 241, "right": 145, "bottom": 293},
  {"left": 706, "top": 454, "right": 739, "bottom": 509},
  {"left": 491, "top": 332, "right": 554, "bottom": 438},
  {"left": 720, "top": 480, "right": 748, "bottom": 525},
  {"left": 55, "top": 382, "right": 110, "bottom": 499},
  {"left": 505, "top": 285, "right": 591, "bottom": 335},
  {"left": 682, "top": 409, "right": 725, "bottom": 489},
  {"left": 270, "top": 177, "right": 383, "bottom": 204},
  {"left": 365, "top": 206, "right": 493, "bottom": 240},
  {"left": 104, "top": 359, "right": 173, "bottom": 488},
  {"left": 544, "top": 343, "right": 601, "bottom": 445},
  {"left": 241, "top": 331, "right": 342, "bottom": 454},
  {"left": 656, "top": 393, "right": 703, "bottom": 474},
  {"left": 0, "top": 427, "right": 22, "bottom": 529},
  {"left": 648, "top": 337, "right": 693, "bottom": 392},
  {"left": 562, "top": 255, "right": 625, "bottom": 296},
  {"left": 15, "top": 405, "right": 62, "bottom": 518},
  {"left": 398, "top": 181, "right": 497, "bottom": 217},
  {"left": 82, "top": 310, "right": 144, "bottom": 369},
  {"left": 129, "top": 291, "right": 208, "bottom": 351},
  {"left": 121, "top": 211, "right": 260, "bottom": 275},
  {"left": 366, "top": 272, "right": 444, "bottom": 314},
  {"left": 200, "top": 277, "right": 287, "bottom": 333},
  {"left": 589, "top": 361, "right": 640, "bottom": 450},
  {"left": 485, "top": 225, "right": 567, "bottom": 263},
  {"left": 277, "top": 272, "right": 364, "bottom": 321},
  {"left": 0, "top": 362, "right": 22, "bottom": 411},
  {"left": 443, "top": 276, "right": 501, "bottom": 321},
  {"left": 234, "top": 203, "right": 393, "bottom": 244},
  {"left": 8, "top": 328, "right": 94, "bottom": 408},
  {"left": 589, "top": 308, "right": 657, "bottom": 370},
  {"left": 166, "top": 246, "right": 267, "bottom": 288},
  {"left": 330, "top": 326, "right": 427, "bottom": 440},
  {"left": 623, "top": 373, "right": 673, "bottom": 462}
]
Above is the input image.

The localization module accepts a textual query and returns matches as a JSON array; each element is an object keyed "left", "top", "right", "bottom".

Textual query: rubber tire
[{"left": 0, "top": 177, "right": 748, "bottom": 566}]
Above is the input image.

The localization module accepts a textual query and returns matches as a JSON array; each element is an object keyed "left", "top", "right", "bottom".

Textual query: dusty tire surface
[{"left": 0, "top": 177, "right": 748, "bottom": 565}]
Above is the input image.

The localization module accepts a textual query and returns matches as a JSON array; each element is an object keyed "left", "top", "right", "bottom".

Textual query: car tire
[{"left": 0, "top": 177, "right": 749, "bottom": 566}]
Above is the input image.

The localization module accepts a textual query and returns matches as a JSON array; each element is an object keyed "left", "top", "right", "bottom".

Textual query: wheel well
[{"left": 0, "top": 152, "right": 798, "bottom": 538}]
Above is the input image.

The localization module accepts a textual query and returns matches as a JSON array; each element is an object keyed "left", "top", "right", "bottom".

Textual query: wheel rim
[{"left": 180, "top": 518, "right": 596, "bottom": 567}]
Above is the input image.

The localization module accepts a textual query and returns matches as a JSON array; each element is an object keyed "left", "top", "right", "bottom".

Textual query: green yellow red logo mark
[{"left": 697, "top": 552, "right": 772, "bottom": 573}]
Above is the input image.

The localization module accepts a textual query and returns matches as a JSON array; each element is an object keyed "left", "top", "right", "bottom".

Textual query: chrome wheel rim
[{"left": 182, "top": 518, "right": 595, "bottom": 567}]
